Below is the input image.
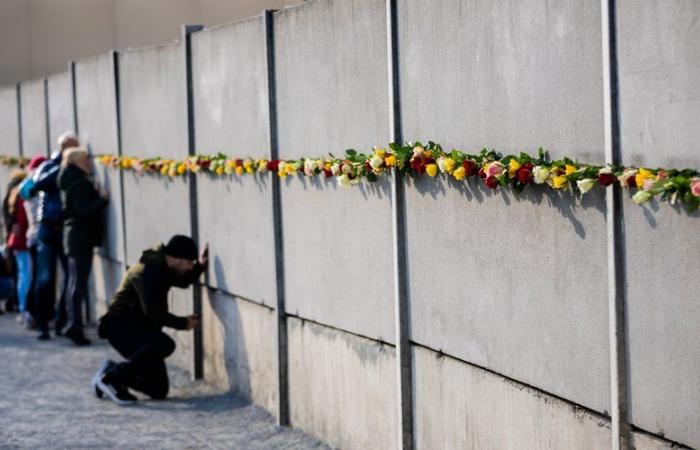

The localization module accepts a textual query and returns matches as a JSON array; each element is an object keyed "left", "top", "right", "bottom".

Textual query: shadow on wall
[{"left": 409, "top": 175, "right": 607, "bottom": 239}]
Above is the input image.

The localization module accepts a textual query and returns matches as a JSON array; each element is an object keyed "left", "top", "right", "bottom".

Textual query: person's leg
[
  {"left": 65, "top": 252, "right": 92, "bottom": 340},
  {"left": 106, "top": 324, "right": 175, "bottom": 388},
  {"left": 34, "top": 228, "right": 57, "bottom": 338},
  {"left": 132, "top": 359, "right": 170, "bottom": 400},
  {"left": 14, "top": 250, "right": 31, "bottom": 316},
  {"left": 25, "top": 245, "right": 38, "bottom": 324},
  {"left": 55, "top": 241, "right": 69, "bottom": 333}
]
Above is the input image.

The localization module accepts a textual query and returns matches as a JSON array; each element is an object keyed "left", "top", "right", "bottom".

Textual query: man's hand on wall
[
  {"left": 199, "top": 242, "right": 209, "bottom": 267},
  {"left": 185, "top": 314, "right": 200, "bottom": 330}
]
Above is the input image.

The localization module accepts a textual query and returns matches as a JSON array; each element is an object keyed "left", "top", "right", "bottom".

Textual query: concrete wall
[
  {"left": 399, "top": 0, "right": 610, "bottom": 421},
  {"left": 19, "top": 79, "right": 48, "bottom": 157},
  {"left": 617, "top": 1, "right": 700, "bottom": 448},
  {"left": 0, "top": 85, "right": 21, "bottom": 194},
  {"left": 2, "top": 0, "right": 698, "bottom": 448},
  {"left": 46, "top": 70, "right": 75, "bottom": 149}
]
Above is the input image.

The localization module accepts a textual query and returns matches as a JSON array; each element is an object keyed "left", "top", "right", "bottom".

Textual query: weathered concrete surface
[
  {"left": 0, "top": 85, "right": 20, "bottom": 156},
  {"left": 88, "top": 254, "right": 124, "bottom": 319},
  {"left": 274, "top": 0, "right": 395, "bottom": 342},
  {"left": 399, "top": 0, "right": 610, "bottom": 414},
  {"left": 192, "top": 17, "right": 276, "bottom": 299},
  {"left": 119, "top": 44, "right": 191, "bottom": 265},
  {"left": 75, "top": 54, "right": 125, "bottom": 263},
  {"left": 287, "top": 317, "right": 398, "bottom": 450},
  {"left": 118, "top": 43, "right": 187, "bottom": 159},
  {"left": 413, "top": 345, "right": 612, "bottom": 449},
  {"left": 47, "top": 70, "right": 75, "bottom": 147},
  {"left": 632, "top": 431, "right": 692, "bottom": 450},
  {"left": 0, "top": 314, "right": 330, "bottom": 450},
  {"left": 617, "top": 2, "right": 700, "bottom": 448},
  {"left": 202, "top": 288, "right": 278, "bottom": 417},
  {"left": 19, "top": 79, "right": 49, "bottom": 157}
]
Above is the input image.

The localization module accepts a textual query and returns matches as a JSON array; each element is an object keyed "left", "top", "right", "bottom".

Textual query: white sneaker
[{"left": 92, "top": 359, "right": 116, "bottom": 399}]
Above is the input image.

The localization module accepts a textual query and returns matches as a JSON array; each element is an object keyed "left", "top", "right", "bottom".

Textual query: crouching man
[{"left": 94, "top": 235, "right": 208, "bottom": 405}]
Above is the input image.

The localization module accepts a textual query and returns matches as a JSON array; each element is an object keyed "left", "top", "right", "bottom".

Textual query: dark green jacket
[
  {"left": 103, "top": 244, "right": 205, "bottom": 330},
  {"left": 58, "top": 164, "right": 108, "bottom": 255}
]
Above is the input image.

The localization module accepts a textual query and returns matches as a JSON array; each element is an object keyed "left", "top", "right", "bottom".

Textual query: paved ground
[{"left": 0, "top": 314, "right": 330, "bottom": 450}]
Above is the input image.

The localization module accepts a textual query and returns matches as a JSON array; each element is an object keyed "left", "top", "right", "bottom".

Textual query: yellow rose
[
  {"left": 285, "top": 164, "right": 296, "bottom": 175},
  {"left": 553, "top": 175, "right": 569, "bottom": 189},
  {"left": 635, "top": 168, "right": 654, "bottom": 188},
  {"left": 160, "top": 166, "right": 168, "bottom": 175},
  {"left": 385, "top": 155, "right": 396, "bottom": 167},
  {"left": 235, "top": 166, "right": 244, "bottom": 176},
  {"left": 426, "top": 163, "right": 438, "bottom": 177},
  {"left": 444, "top": 158, "right": 456, "bottom": 174},
  {"left": 374, "top": 148, "right": 386, "bottom": 158},
  {"left": 121, "top": 158, "right": 132, "bottom": 169},
  {"left": 508, "top": 160, "right": 521, "bottom": 178},
  {"left": 216, "top": 166, "right": 225, "bottom": 176},
  {"left": 243, "top": 160, "right": 253, "bottom": 170},
  {"left": 453, "top": 166, "right": 466, "bottom": 181},
  {"left": 565, "top": 164, "right": 577, "bottom": 176},
  {"left": 258, "top": 159, "right": 268, "bottom": 170},
  {"left": 177, "top": 164, "right": 186, "bottom": 175}
]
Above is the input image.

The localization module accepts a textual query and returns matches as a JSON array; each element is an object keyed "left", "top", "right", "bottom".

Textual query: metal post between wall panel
[
  {"left": 386, "top": 1, "right": 414, "bottom": 449},
  {"left": 111, "top": 51, "right": 130, "bottom": 278},
  {"left": 601, "top": 0, "right": 632, "bottom": 449},
  {"left": 264, "top": 9, "right": 290, "bottom": 427},
  {"left": 182, "top": 24, "right": 205, "bottom": 381},
  {"left": 43, "top": 78, "right": 50, "bottom": 157},
  {"left": 16, "top": 84, "right": 23, "bottom": 158}
]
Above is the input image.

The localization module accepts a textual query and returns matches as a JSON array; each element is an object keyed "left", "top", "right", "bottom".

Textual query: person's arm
[
  {"left": 133, "top": 265, "right": 189, "bottom": 330},
  {"left": 171, "top": 243, "right": 209, "bottom": 288},
  {"left": 32, "top": 163, "right": 59, "bottom": 193},
  {"left": 65, "top": 179, "right": 108, "bottom": 220}
]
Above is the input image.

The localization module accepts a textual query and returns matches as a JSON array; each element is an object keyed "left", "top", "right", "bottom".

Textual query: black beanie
[{"left": 164, "top": 235, "right": 198, "bottom": 260}]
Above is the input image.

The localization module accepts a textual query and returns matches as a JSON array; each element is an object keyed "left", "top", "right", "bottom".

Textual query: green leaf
[{"left": 366, "top": 172, "right": 378, "bottom": 182}]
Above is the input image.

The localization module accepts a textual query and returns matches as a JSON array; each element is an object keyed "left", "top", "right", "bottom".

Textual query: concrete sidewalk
[{"left": 0, "top": 314, "right": 330, "bottom": 450}]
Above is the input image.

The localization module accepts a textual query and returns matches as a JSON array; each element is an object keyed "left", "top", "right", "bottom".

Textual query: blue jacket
[{"left": 30, "top": 151, "right": 63, "bottom": 225}]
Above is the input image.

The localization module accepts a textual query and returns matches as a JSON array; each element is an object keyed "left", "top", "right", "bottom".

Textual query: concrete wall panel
[
  {"left": 119, "top": 44, "right": 187, "bottom": 159},
  {"left": 166, "top": 287, "right": 195, "bottom": 373},
  {"left": 202, "top": 288, "right": 278, "bottom": 416},
  {"left": 617, "top": 2, "right": 700, "bottom": 447},
  {"left": 288, "top": 317, "right": 398, "bottom": 450},
  {"left": 20, "top": 79, "right": 48, "bottom": 157},
  {"left": 47, "top": 70, "right": 75, "bottom": 148},
  {"left": 399, "top": 0, "right": 610, "bottom": 413},
  {"left": 0, "top": 86, "right": 20, "bottom": 157},
  {"left": 192, "top": 17, "right": 276, "bottom": 299},
  {"left": 119, "top": 43, "right": 190, "bottom": 265},
  {"left": 413, "top": 346, "right": 611, "bottom": 450},
  {"left": 76, "top": 54, "right": 124, "bottom": 262},
  {"left": 274, "top": 0, "right": 395, "bottom": 342}
]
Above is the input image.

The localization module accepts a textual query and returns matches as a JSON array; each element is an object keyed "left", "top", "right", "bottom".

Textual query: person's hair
[
  {"left": 57, "top": 131, "right": 79, "bottom": 148},
  {"left": 6, "top": 169, "right": 27, "bottom": 215},
  {"left": 62, "top": 147, "right": 89, "bottom": 168}
]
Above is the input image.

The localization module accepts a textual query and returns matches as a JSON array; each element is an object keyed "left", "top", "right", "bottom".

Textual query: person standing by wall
[
  {"left": 1, "top": 170, "right": 26, "bottom": 313},
  {"left": 6, "top": 170, "right": 32, "bottom": 325},
  {"left": 58, "top": 147, "right": 109, "bottom": 346},
  {"left": 20, "top": 155, "right": 48, "bottom": 328},
  {"left": 23, "top": 132, "right": 79, "bottom": 340}
]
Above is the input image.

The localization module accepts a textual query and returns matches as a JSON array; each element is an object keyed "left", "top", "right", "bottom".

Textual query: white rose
[
  {"left": 412, "top": 146, "right": 424, "bottom": 156},
  {"left": 576, "top": 178, "right": 596, "bottom": 194},
  {"left": 341, "top": 162, "right": 353, "bottom": 174},
  {"left": 303, "top": 159, "right": 316, "bottom": 176},
  {"left": 632, "top": 190, "right": 652, "bottom": 204},
  {"left": 532, "top": 166, "right": 549, "bottom": 184},
  {"left": 369, "top": 155, "right": 383, "bottom": 169},
  {"left": 437, "top": 156, "right": 446, "bottom": 173},
  {"left": 331, "top": 162, "right": 340, "bottom": 176}
]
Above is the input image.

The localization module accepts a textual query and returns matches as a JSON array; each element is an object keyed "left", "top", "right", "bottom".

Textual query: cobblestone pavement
[{"left": 0, "top": 314, "right": 330, "bottom": 450}]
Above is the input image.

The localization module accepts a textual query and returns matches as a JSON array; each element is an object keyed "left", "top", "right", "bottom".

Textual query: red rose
[
  {"left": 410, "top": 157, "right": 425, "bottom": 174},
  {"left": 267, "top": 160, "right": 279, "bottom": 172},
  {"left": 517, "top": 163, "right": 533, "bottom": 185},
  {"left": 365, "top": 161, "right": 372, "bottom": 172},
  {"left": 462, "top": 159, "right": 477, "bottom": 176},
  {"left": 626, "top": 175, "right": 635, "bottom": 187},
  {"left": 485, "top": 175, "right": 499, "bottom": 189},
  {"left": 235, "top": 159, "right": 243, "bottom": 167},
  {"left": 322, "top": 168, "right": 332, "bottom": 178},
  {"left": 598, "top": 173, "right": 615, "bottom": 186},
  {"left": 478, "top": 167, "right": 486, "bottom": 179},
  {"left": 200, "top": 160, "right": 211, "bottom": 169}
]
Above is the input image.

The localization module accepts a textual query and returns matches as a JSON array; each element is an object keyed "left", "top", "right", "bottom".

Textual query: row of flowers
[
  {"left": 94, "top": 142, "right": 700, "bottom": 212},
  {"left": 0, "top": 155, "right": 28, "bottom": 167}
]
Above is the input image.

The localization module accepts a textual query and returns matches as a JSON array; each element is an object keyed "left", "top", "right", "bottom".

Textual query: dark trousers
[
  {"left": 66, "top": 252, "right": 92, "bottom": 335},
  {"left": 35, "top": 224, "right": 69, "bottom": 331},
  {"left": 99, "top": 316, "right": 176, "bottom": 399},
  {"left": 25, "top": 245, "right": 38, "bottom": 318}
]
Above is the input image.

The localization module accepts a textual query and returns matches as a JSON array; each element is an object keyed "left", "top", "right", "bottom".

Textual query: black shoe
[
  {"left": 64, "top": 327, "right": 91, "bottom": 346},
  {"left": 92, "top": 359, "right": 117, "bottom": 399},
  {"left": 37, "top": 330, "right": 50, "bottom": 340},
  {"left": 55, "top": 319, "right": 66, "bottom": 336},
  {"left": 96, "top": 373, "right": 137, "bottom": 406}
]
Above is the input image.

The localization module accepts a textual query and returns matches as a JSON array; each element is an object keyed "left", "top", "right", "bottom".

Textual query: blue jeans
[
  {"left": 13, "top": 250, "right": 31, "bottom": 313},
  {"left": 35, "top": 224, "right": 69, "bottom": 331}
]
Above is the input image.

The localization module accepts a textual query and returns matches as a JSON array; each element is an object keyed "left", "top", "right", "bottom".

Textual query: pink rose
[
  {"left": 486, "top": 161, "right": 504, "bottom": 178},
  {"left": 691, "top": 177, "right": 700, "bottom": 197}
]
